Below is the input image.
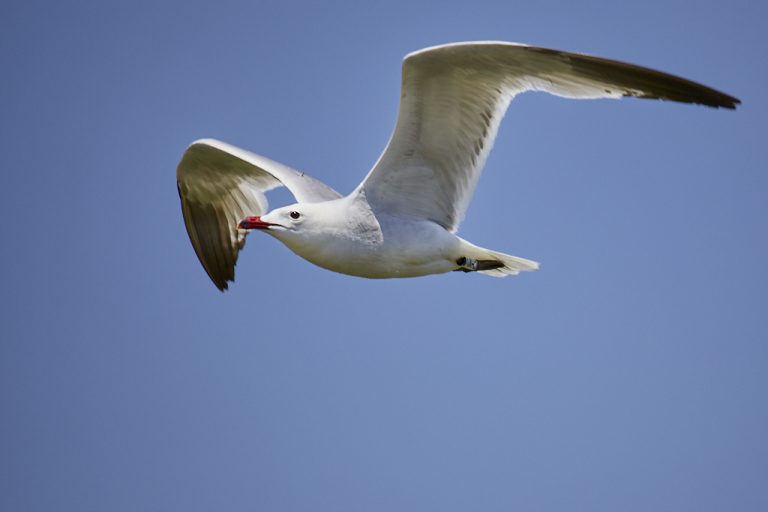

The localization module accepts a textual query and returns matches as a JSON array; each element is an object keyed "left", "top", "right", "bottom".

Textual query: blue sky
[{"left": 1, "top": 0, "right": 766, "bottom": 510}]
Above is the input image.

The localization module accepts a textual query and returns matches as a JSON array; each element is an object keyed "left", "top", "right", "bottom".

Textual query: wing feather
[
  {"left": 177, "top": 139, "right": 341, "bottom": 290},
  {"left": 359, "top": 42, "right": 740, "bottom": 232}
]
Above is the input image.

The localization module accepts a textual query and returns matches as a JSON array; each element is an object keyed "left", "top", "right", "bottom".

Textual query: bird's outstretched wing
[
  {"left": 177, "top": 138, "right": 341, "bottom": 290},
  {"left": 358, "top": 42, "right": 740, "bottom": 232}
]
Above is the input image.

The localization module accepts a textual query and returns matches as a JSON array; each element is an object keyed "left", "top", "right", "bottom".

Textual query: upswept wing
[
  {"left": 177, "top": 138, "right": 341, "bottom": 290},
  {"left": 359, "top": 42, "right": 740, "bottom": 232}
]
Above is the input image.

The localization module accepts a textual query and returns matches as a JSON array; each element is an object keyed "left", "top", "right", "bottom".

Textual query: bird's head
[
  {"left": 237, "top": 197, "right": 381, "bottom": 274},
  {"left": 238, "top": 200, "right": 348, "bottom": 248},
  {"left": 239, "top": 204, "right": 307, "bottom": 235}
]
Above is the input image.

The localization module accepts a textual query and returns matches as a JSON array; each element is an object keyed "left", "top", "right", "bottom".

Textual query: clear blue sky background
[{"left": 2, "top": 0, "right": 766, "bottom": 510}]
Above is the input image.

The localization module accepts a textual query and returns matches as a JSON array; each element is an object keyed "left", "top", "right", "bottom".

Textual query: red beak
[{"left": 238, "top": 216, "right": 272, "bottom": 230}]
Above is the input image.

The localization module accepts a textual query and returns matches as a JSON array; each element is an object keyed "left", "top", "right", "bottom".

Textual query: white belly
[{"left": 283, "top": 217, "right": 462, "bottom": 278}]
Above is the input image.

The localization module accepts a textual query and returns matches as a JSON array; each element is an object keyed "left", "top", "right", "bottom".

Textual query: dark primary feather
[
  {"left": 526, "top": 46, "right": 740, "bottom": 109},
  {"left": 178, "top": 181, "right": 244, "bottom": 290}
]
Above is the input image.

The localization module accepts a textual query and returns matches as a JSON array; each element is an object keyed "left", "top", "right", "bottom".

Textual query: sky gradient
[{"left": 2, "top": 0, "right": 766, "bottom": 511}]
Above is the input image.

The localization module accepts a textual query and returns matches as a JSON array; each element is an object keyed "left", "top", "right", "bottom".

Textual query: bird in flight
[{"left": 177, "top": 41, "right": 739, "bottom": 291}]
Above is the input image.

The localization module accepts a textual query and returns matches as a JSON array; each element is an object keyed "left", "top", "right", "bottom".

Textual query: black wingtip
[
  {"left": 632, "top": 90, "right": 741, "bottom": 110},
  {"left": 704, "top": 93, "right": 741, "bottom": 110},
  {"left": 213, "top": 277, "right": 230, "bottom": 292}
]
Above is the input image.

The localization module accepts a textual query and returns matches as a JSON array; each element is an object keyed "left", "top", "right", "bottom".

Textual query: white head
[
  {"left": 238, "top": 195, "right": 392, "bottom": 276},
  {"left": 237, "top": 200, "right": 351, "bottom": 254},
  {"left": 237, "top": 196, "right": 384, "bottom": 274}
]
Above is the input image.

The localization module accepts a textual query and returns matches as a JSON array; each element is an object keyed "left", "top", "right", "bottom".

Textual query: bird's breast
[{"left": 283, "top": 216, "right": 460, "bottom": 278}]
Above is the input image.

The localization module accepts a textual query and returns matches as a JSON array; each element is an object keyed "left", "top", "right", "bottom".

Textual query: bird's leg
[
  {"left": 455, "top": 256, "right": 478, "bottom": 272},
  {"left": 454, "top": 256, "right": 505, "bottom": 273}
]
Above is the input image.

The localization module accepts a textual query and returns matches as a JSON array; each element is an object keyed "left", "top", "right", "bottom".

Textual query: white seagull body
[{"left": 177, "top": 41, "right": 739, "bottom": 291}]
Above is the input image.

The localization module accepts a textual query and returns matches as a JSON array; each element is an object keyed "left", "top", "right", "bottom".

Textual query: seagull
[{"left": 177, "top": 41, "right": 739, "bottom": 291}]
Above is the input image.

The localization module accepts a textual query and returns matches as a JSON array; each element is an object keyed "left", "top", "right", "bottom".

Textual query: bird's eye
[{"left": 289, "top": 211, "right": 301, "bottom": 220}]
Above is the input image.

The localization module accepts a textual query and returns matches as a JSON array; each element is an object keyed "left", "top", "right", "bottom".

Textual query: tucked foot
[
  {"left": 454, "top": 256, "right": 474, "bottom": 272},
  {"left": 454, "top": 257, "right": 504, "bottom": 273}
]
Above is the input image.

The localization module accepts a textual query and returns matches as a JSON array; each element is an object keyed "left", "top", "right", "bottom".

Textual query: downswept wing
[
  {"left": 359, "top": 41, "right": 740, "bottom": 232},
  {"left": 177, "top": 138, "right": 341, "bottom": 290}
]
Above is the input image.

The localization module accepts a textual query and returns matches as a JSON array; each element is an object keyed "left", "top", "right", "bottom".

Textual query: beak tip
[{"left": 238, "top": 216, "right": 270, "bottom": 230}]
